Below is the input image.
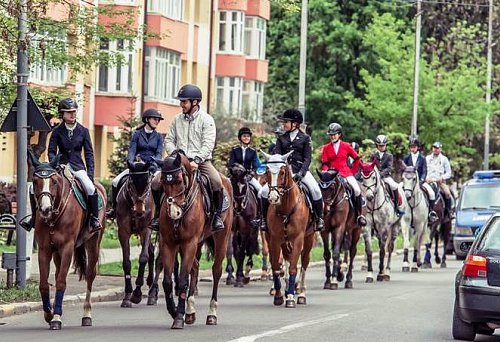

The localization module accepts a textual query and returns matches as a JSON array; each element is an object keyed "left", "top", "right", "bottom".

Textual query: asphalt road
[{"left": 2, "top": 256, "right": 500, "bottom": 342}]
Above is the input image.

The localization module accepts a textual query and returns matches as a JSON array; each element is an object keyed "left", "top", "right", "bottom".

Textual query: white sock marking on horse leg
[
  {"left": 52, "top": 314, "right": 62, "bottom": 322},
  {"left": 207, "top": 299, "right": 217, "bottom": 316},
  {"left": 186, "top": 296, "right": 196, "bottom": 314},
  {"left": 83, "top": 290, "right": 92, "bottom": 318}
]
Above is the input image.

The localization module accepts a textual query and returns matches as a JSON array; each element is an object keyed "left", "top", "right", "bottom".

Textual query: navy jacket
[
  {"left": 403, "top": 153, "right": 427, "bottom": 181},
  {"left": 48, "top": 122, "right": 95, "bottom": 178},
  {"left": 229, "top": 146, "right": 257, "bottom": 172},
  {"left": 275, "top": 130, "right": 312, "bottom": 176},
  {"left": 369, "top": 152, "right": 393, "bottom": 178},
  {"left": 128, "top": 127, "right": 163, "bottom": 169}
]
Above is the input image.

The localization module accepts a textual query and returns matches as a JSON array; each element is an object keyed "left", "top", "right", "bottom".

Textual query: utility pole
[
  {"left": 484, "top": 0, "right": 493, "bottom": 170},
  {"left": 411, "top": 0, "right": 422, "bottom": 138},
  {"left": 16, "top": 0, "right": 29, "bottom": 288},
  {"left": 298, "top": 0, "right": 308, "bottom": 123}
]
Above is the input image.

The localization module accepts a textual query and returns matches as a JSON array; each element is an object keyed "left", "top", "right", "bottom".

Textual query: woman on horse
[
  {"left": 369, "top": 135, "right": 405, "bottom": 217},
  {"left": 106, "top": 108, "right": 164, "bottom": 230},
  {"left": 320, "top": 123, "right": 366, "bottom": 226},
  {"left": 259, "top": 109, "right": 324, "bottom": 232}
]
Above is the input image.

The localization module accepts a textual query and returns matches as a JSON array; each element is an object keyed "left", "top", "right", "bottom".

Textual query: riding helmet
[
  {"left": 375, "top": 134, "right": 388, "bottom": 145},
  {"left": 277, "top": 109, "right": 303, "bottom": 124},
  {"left": 409, "top": 137, "right": 420, "bottom": 148},
  {"left": 58, "top": 98, "right": 78, "bottom": 112},
  {"left": 238, "top": 127, "right": 252, "bottom": 140},
  {"left": 142, "top": 108, "right": 163, "bottom": 123},
  {"left": 175, "top": 84, "right": 202, "bottom": 102},
  {"left": 432, "top": 141, "right": 442, "bottom": 149},
  {"left": 327, "top": 123, "right": 342, "bottom": 135}
]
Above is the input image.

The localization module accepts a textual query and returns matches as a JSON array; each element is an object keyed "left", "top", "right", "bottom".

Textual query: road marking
[{"left": 227, "top": 313, "right": 349, "bottom": 342}]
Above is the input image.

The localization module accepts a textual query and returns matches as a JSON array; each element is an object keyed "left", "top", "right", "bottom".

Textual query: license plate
[{"left": 487, "top": 258, "right": 500, "bottom": 287}]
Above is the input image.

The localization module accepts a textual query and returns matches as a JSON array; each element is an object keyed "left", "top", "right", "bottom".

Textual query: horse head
[
  {"left": 402, "top": 165, "right": 419, "bottom": 201},
  {"left": 317, "top": 168, "right": 342, "bottom": 213},
  {"left": 126, "top": 158, "right": 151, "bottom": 214},
  {"left": 360, "top": 161, "right": 380, "bottom": 202},
  {"left": 261, "top": 151, "right": 293, "bottom": 205},
  {"left": 161, "top": 151, "right": 192, "bottom": 220},
  {"left": 30, "top": 152, "right": 64, "bottom": 219}
]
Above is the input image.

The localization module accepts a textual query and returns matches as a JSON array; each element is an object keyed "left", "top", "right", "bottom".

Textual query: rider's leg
[
  {"left": 301, "top": 171, "right": 324, "bottom": 231},
  {"left": 20, "top": 185, "right": 36, "bottom": 231},
  {"left": 259, "top": 185, "right": 270, "bottom": 231},
  {"left": 150, "top": 171, "right": 162, "bottom": 231},
  {"left": 74, "top": 170, "right": 102, "bottom": 232},
  {"left": 199, "top": 161, "right": 225, "bottom": 232},
  {"left": 250, "top": 177, "right": 263, "bottom": 228},
  {"left": 347, "top": 176, "right": 366, "bottom": 226},
  {"left": 106, "top": 169, "right": 128, "bottom": 219},
  {"left": 440, "top": 182, "right": 453, "bottom": 216},
  {"left": 422, "top": 182, "right": 438, "bottom": 221},
  {"left": 385, "top": 176, "right": 405, "bottom": 216}
]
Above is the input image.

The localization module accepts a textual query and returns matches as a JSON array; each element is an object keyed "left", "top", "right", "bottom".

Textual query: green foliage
[
  {"left": 107, "top": 114, "right": 141, "bottom": 178},
  {"left": 0, "top": 281, "right": 40, "bottom": 304}
]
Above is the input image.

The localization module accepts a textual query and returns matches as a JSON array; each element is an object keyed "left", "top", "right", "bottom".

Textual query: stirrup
[
  {"left": 19, "top": 215, "right": 33, "bottom": 232},
  {"left": 315, "top": 218, "right": 324, "bottom": 232},
  {"left": 259, "top": 219, "right": 268, "bottom": 232},
  {"left": 105, "top": 208, "right": 115, "bottom": 220},
  {"left": 89, "top": 217, "right": 102, "bottom": 233},
  {"left": 212, "top": 215, "right": 224, "bottom": 232}
]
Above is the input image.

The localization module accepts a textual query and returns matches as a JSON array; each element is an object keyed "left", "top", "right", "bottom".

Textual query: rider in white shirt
[{"left": 425, "top": 141, "right": 453, "bottom": 216}]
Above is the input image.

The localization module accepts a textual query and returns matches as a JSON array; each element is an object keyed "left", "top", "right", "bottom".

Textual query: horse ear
[
  {"left": 316, "top": 168, "right": 322, "bottom": 179},
  {"left": 260, "top": 150, "right": 272, "bottom": 161},
  {"left": 49, "top": 154, "right": 61, "bottom": 169},
  {"left": 27, "top": 150, "right": 41, "bottom": 168},
  {"left": 152, "top": 157, "right": 163, "bottom": 168},
  {"left": 282, "top": 151, "right": 293, "bottom": 162},
  {"left": 174, "top": 153, "right": 182, "bottom": 167}
]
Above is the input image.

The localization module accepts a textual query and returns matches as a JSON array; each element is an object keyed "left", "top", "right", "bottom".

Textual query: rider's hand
[{"left": 190, "top": 161, "right": 199, "bottom": 171}]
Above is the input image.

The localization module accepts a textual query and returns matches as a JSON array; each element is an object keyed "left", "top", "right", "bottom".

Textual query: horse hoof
[
  {"left": 226, "top": 277, "right": 236, "bottom": 286},
  {"left": 234, "top": 281, "right": 244, "bottom": 288},
  {"left": 376, "top": 275, "right": 384, "bottom": 282},
  {"left": 365, "top": 277, "right": 374, "bottom": 284},
  {"left": 411, "top": 267, "right": 419, "bottom": 273},
  {"left": 147, "top": 296, "right": 158, "bottom": 306},
  {"left": 81, "top": 317, "right": 92, "bottom": 327},
  {"left": 337, "top": 272, "right": 345, "bottom": 282},
  {"left": 49, "top": 320, "right": 62, "bottom": 330},
  {"left": 345, "top": 281, "right": 353, "bottom": 289},
  {"left": 120, "top": 299, "right": 132, "bottom": 308},
  {"left": 323, "top": 281, "right": 331, "bottom": 290},
  {"left": 269, "top": 288, "right": 276, "bottom": 296},
  {"left": 421, "top": 262, "right": 432, "bottom": 269},
  {"left": 402, "top": 266, "right": 410, "bottom": 272},
  {"left": 416, "top": 261, "right": 422, "bottom": 267},
  {"left": 329, "top": 282, "right": 338, "bottom": 290},
  {"left": 297, "top": 296, "right": 306, "bottom": 305},
  {"left": 130, "top": 292, "right": 142, "bottom": 304},
  {"left": 435, "top": 257, "right": 441, "bottom": 264},
  {"left": 274, "top": 296, "right": 284, "bottom": 306},
  {"left": 285, "top": 299, "right": 296, "bottom": 308},
  {"left": 206, "top": 315, "right": 217, "bottom": 325},
  {"left": 44, "top": 311, "right": 54, "bottom": 323},
  {"left": 171, "top": 318, "right": 184, "bottom": 329},
  {"left": 185, "top": 313, "right": 196, "bottom": 325},
  {"left": 440, "top": 261, "right": 447, "bottom": 268},
  {"left": 383, "top": 275, "right": 390, "bottom": 281},
  {"left": 243, "top": 276, "right": 251, "bottom": 285},
  {"left": 279, "top": 270, "right": 285, "bottom": 277},
  {"left": 361, "top": 265, "right": 368, "bottom": 272}
]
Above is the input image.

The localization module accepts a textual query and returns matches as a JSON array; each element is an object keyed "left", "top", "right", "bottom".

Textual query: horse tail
[
  {"left": 204, "top": 236, "right": 216, "bottom": 262},
  {"left": 73, "top": 244, "right": 87, "bottom": 281}
]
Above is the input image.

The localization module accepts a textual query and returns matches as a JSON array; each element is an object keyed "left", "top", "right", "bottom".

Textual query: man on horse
[
  {"left": 403, "top": 137, "right": 438, "bottom": 221},
  {"left": 259, "top": 109, "right": 324, "bottom": 232},
  {"left": 163, "top": 84, "right": 225, "bottom": 232},
  {"left": 369, "top": 135, "right": 405, "bottom": 217},
  {"left": 320, "top": 123, "right": 366, "bottom": 226},
  {"left": 425, "top": 141, "right": 453, "bottom": 218},
  {"left": 106, "top": 108, "right": 164, "bottom": 230}
]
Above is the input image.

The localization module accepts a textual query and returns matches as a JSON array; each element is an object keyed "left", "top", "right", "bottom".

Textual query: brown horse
[
  {"left": 317, "top": 169, "right": 361, "bottom": 290},
  {"left": 159, "top": 151, "right": 232, "bottom": 329},
  {"left": 116, "top": 159, "right": 159, "bottom": 307},
  {"left": 29, "top": 152, "right": 106, "bottom": 330},
  {"left": 262, "top": 152, "right": 315, "bottom": 308}
]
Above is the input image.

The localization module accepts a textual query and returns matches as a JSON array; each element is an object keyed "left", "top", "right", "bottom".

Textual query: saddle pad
[
  {"left": 299, "top": 183, "right": 313, "bottom": 212},
  {"left": 73, "top": 185, "right": 105, "bottom": 211}
]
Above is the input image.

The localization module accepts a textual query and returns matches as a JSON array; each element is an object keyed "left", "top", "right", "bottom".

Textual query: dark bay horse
[
  {"left": 317, "top": 169, "right": 361, "bottom": 290},
  {"left": 159, "top": 151, "right": 233, "bottom": 329},
  {"left": 29, "top": 152, "right": 106, "bottom": 330},
  {"left": 116, "top": 159, "right": 158, "bottom": 307},
  {"left": 262, "top": 152, "right": 316, "bottom": 308},
  {"left": 226, "top": 163, "right": 259, "bottom": 287}
]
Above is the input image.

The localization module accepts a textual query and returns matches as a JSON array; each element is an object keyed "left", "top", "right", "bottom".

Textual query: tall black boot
[
  {"left": 393, "top": 190, "right": 404, "bottom": 217},
  {"left": 150, "top": 189, "right": 162, "bottom": 232},
  {"left": 88, "top": 192, "right": 102, "bottom": 233},
  {"left": 212, "top": 190, "right": 225, "bottom": 232},
  {"left": 106, "top": 185, "right": 118, "bottom": 219},
  {"left": 428, "top": 198, "right": 438, "bottom": 222},
  {"left": 259, "top": 198, "right": 269, "bottom": 232},
  {"left": 356, "top": 195, "right": 367, "bottom": 226},
  {"left": 20, "top": 192, "right": 37, "bottom": 231},
  {"left": 312, "top": 199, "right": 325, "bottom": 232}
]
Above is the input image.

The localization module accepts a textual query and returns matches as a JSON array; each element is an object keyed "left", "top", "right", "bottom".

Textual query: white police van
[{"left": 453, "top": 170, "right": 500, "bottom": 258}]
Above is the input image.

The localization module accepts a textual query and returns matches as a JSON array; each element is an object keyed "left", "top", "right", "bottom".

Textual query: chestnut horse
[
  {"left": 262, "top": 152, "right": 316, "bottom": 308},
  {"left": 116, "top": 159, "right": 158, "bottom": 307},
  {"left": 159, "top": 151, "right": 232, "bottom": 329},
  {"left": 29, "top": 152, "right": 106, "bottom": 330},
  {"left": 317, "top": 169, "right": 362, "bottom": 290}
]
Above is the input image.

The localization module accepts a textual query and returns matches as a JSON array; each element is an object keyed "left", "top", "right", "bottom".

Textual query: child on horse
[
  {"left": 369, "top": 135, "right": 405, "bottom": 217},
  {"left": 106, "top": 108, "right": 164, "bottom": 231},
  {"left": 259, "top": 109, "right": 324, "bottom": 232},
  {"left": 162, "top": 84, "right": 225, "bottom": 232},
  {"left": 320, "top": 123, "right": 366, "bottom": 226}
]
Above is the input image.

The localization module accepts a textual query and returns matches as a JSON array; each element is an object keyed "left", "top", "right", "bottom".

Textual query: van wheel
[{"left": 452, "top": 300, "right": 475, "bottom": 341}]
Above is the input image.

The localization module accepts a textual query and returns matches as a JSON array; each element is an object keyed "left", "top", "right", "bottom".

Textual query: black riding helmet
[
  {"left": 58, "top": 98, "right": 78, "bottom": 113},
  {"left": 327, "top": 123, "right": 342, "bottom": 135},
  {"left": 409, "top": 137, "right": 420, "bottom": 148},
  {"left": 277, "top": 109, "right": 303, "bottom": 124},
  {"left": 238, "top": 127, "right": 252, "bottom": 141},
  {"left": 142, "top": 108, "right": 163, "bottom": 123},
  {"left": 175, "top": 84, "right": 202, "bottom": 102}
]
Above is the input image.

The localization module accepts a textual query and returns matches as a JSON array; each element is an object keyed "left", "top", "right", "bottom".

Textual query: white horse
[
  {"left": 401, "top": 166, "right": 430, "bottom": 272},
  {"left": 360, "top": 161, "right": 410, "bottom": 281}
]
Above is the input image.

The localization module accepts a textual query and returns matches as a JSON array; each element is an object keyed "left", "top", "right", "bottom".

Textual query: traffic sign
[{"left": 0, "top": 89, "right": 51, "bottom": 132}]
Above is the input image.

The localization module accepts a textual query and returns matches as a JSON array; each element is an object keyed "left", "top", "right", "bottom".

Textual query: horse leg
[
  {"left": 346, "top": 228, "right": 360, "bottom": 289},
  {"left": 434, "top": 228, "right": 441, "bottom": 264},
  {"left": 244, "top": 256, "right": 253, "bottom": 284},
  {"left": 38, "top": 246, "right": 54, "bottom": 324},
  {"left": 233, "top": 237, "right": 246, "bottom": 288},
  {"left": 185, "top": 255, "right": 200, "bottom": 325},
  {"left": 422, "top": 242, "right": 432, "bottom": 268},
  {"left": 131, "top": 231, "right": 151, "bottom": 304},
  {"left": 225, "top": 231, "right": 235, "bottom": 285},
  {"left": 160, "top": 244, "right": 178, "bottom": 324},
  {"left": 269, "top": 237, "right": 283, "bottom": 305},
  {"left": 146, "top": 241, "right": 155, "bottom": 287},
  {"left": 174, "top": 252, "right": 181, "bottom": 296},
  {"left": 148, "top": 253, "right": 161, "bottom": 306},
  {"left": 321, "top": 232, "right": 333, "bottom": 289},
  {"left": 261, "top": 231, "right": 270, "bottom": 281},
  {"left": 401, "top": 220, "right": 411, "bottom": 273},
  {"left": 441, "top": 222, "right": 451, "bottom": 268},
  {"left": 362, "top": 226, "right": 374, "bottom": 283},
  {"left": 119, "top": 233, "right": 133, "bottom": 308},
  {"left": 285, "top": 237, "right": 304, "bottom": 309},
  {"left": 82, "top": 234, "right": 100, "bottom": 327},
  {"left": 377, "top": 232, "right": 386, "bottom": 282},
  {"left": 297, "top": 232, "right": 315, "bottom": 304},
  {"left": 384, "top": 227, "right": 396, "bottom": 281},
  {"left": 49, "top": 244, "right": 74, "bottom": 330},
  {"left": 331, "top": 228, "right": 343, "bottom": 289}
]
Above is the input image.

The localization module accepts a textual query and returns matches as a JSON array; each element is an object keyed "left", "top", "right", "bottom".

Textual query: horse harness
[
  {"left": 123, "top": 170, "right": 153, "bottom": 232},
  {"left": 319, "top": 178, "right": 349, "bottom": 216}
]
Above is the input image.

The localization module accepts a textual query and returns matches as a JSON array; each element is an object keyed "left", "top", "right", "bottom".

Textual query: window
[
  {"left": 29, "top": 34, "right": 67, "bottom": 86},
  {"left": 242, "top": 80, "right": 264, "bottom": 122},
  {"left": 218, "top": 11, "right": 244, "bottom": 53},
  {"left": 148, "top": 0, "right": 183, "bottom": 20},
  {"left": 97, "top": 39, "right": 134, "bottom": 93},
  {"left": 144, "top": 47, "right": 181, "bottom": 103},
  {"left": 244, "top": 17, "right": 266, "bottom": 59},
  {"left": 215, "top": 77, "right": 243, "bottom": 117}
]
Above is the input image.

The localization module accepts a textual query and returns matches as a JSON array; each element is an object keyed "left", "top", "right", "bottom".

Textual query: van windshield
[{"left": 460, "top": 184, "right": 500, "bottom": 211}]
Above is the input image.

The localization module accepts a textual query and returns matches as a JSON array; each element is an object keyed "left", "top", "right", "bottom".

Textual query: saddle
[
  {"left": 298, "top": 183, "right": 314, "bottom": 213},
  {"left": 61, "top": 166, "right": 104, "bottom": 211},
  {"left": 197, "top": 172, "right": 231, "bottom": 217},
  {"left": 338, "top": 177, "right": 355, "bottom": 209}
]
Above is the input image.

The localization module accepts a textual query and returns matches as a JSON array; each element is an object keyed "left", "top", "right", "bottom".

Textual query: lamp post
[
  {"left": 298, "top": 0, "right": 308, "bottom": 123},
  {"left": 484, "top": 0, "right": 493, "bottom": 170},
  {"left": 411, "top": 0, "right": 422, "bottom": 138}
]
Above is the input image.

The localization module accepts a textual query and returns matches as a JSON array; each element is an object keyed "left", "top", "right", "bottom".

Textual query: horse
[
  {"left": 261, "top": 151, "right": 316, "bottom": 308},
  {"left": 317, "top": 169, "right": 361, "bottom": 290},
  {"left": 29, "top": 152, "right": 106, "bottom": 330},
  {"left": 401, "top": 165, "right": 431, "bottom": 272},
  {"left": 116, "top": 159, "right": 159, "bottom": 307},
  {"left": 226, "top": 163, "right": 259, "bottom": 287},
  {"left": 360, "top": 161, "right": 410, "bottom": 282},
  {"left": 158, "top": 151, "right": 233, "bottom": 329}
]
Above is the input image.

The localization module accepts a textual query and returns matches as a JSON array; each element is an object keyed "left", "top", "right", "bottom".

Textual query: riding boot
[
  {"left": 20, "top": 192, "right": 37, "bottom": 231},
  {"left": 259, "top": 198, "right": 269, "bottom": 231},
  {"left": 105, "top": 185, "right": 118, "bottom": 220},
  {"left": 212, "top": 190, "right": 225, "bottom": 232},
  {"left": 150, "top": 189, "right": 162, "bottom": 232},
  {"left": 88, "top": 192, "right": 102, "bottom": 233},
  {"left": 356, "top": 195, "right": 367, "bottom": 226},
  {"left": 312, "top": 199, "right": 325, "bottom": 232},
  {"left": 428, "top": 199, "right": 438, "bottom": 222},
  {"left": 393, "top": 190, "right": 405, "bottom": 217}
]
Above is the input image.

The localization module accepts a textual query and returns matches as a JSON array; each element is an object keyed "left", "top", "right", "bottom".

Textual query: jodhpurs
[
  {"left": 346, "top": 176, "right": 361, "bottom": 197},
  {"left": 259, "top": 171, "right": 322, "bottom": 201},
  {"left": 421, "top": 182, "right": 435, "bottom": 200}
]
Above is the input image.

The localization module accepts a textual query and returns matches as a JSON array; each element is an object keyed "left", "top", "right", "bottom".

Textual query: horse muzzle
[
  {"left": 166, "top": 197, "right": 183, "bottom": 220},
  {"left": 404, "top": 190, "right": 413, "bottom": 200},
  {"left": 268, "top": 190, "right": 281, "bottom": 205},
  {"left": 366, "top": 193, "right": 374, "bottom": 202}
]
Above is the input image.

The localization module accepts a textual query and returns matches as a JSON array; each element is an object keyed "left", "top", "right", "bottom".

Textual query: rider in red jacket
[{"left": 320, "top": 123, "right": 366, "bottom": 226}]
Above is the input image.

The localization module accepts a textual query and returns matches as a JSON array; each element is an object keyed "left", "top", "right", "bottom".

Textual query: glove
[{"left": 293, "top": 173, "right": 303, "bottom": 182}]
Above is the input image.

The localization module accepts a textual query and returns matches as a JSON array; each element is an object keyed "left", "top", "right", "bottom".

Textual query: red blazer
[{"left": 321, "top": 141, "right": 360, "bottom": 177}]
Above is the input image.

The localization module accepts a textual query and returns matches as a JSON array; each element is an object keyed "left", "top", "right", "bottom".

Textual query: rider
[
  {"left": 163, "top": 84, "right": 225, "bottom": 232},
  {"left": 106, "top": 108, "right": 164, "bottom": 231},
  {"left": 320, "top": 123, "right": 366, "bottom": 226},
  {"left": 259, "top": 109, "right": 324, "bottom": 232},
  {"left": 403, "top": 137, "right": 438, "bottom": 221},
  {"left": 425, "top": 141, "right": 453, "bottom": 217},
  {"left": 369, "top": 135, "right": 405, "bottom": 217}
]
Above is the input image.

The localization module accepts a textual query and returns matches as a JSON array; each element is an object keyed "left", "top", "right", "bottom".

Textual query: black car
[{"left": 453, "top": 213, "right": 500, "bottom": 340}]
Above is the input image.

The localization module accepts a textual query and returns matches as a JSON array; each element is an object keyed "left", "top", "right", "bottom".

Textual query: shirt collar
[{"left": 65, "top": 123, "right": 76, "bottom": 131}]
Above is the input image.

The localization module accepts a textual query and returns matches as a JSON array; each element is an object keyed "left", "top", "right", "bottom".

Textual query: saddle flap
[
  {"left": 198, "top": 172, "right": 230, "bottom": 216},
  {"left": 299, "top": 183, "right": 313, "bottom": 213}
]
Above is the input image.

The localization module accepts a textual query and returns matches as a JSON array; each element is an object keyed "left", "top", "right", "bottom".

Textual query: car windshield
[
  {"left": 477, "top": 217, "right": 500, "bottom": 251},
  {"left": 460, "top": 184, "right": 500, "bottom": 210}
]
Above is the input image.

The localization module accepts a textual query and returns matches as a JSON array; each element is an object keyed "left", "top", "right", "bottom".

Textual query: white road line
[{"left": 227, "top": 313, "right": 349, "bottom": 342}]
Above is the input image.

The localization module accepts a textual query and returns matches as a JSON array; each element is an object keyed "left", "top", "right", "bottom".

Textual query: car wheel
[{"left": 452, "top": 300, "right": 476, "bottom": 341}]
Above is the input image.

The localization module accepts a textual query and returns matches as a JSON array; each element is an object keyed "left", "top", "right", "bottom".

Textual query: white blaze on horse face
[
  {"left": 238, "top": 183, "right": 245, "bottom": 194},
  {"left": 39, "top": 178, "right": 52, "bottom": 214},
  {"left": 168, "top": 201, "right": 183, "bottom": 220},
  {"left": 363, "top": 173, "right": 377, "bottom": 201},
  {"left": 266, "top": 155, "right": 286, "bottom": 204}
]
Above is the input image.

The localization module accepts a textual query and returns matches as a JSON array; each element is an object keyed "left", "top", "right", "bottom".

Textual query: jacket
[
  {"left": 229, "top": 146, "right": 257, "bottom": 172},
  {"left": 321, "top": 141, "right": 360, "bottom": 177},
  {"left": 426, "top": 153, "right": 452, "bottom": 181},
  {"left": 369, "top": 152, "right": 393, "bottom": 178},
  {"left": 128, "top": 126, "right": 163, "bottom": 168},
  {"left": 274, "top": 130, "right": 312, "bottom": 176},
  {"left": 48, "top": 122, "right": 95, "bottom": 178},
  {"left": 403, "top": 153, "right": 427, "bottom": 181}
]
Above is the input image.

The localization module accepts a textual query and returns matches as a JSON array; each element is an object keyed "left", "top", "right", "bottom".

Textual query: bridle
[
  {"left": 267, "top": 162, "right": 298, "bottom": 200},
  {"left": 162, "top": 165, "right": 199, "bottom": 218},
  {"left": 362, "top": 170, "right": 388, "bottom": 212},
  {"left": 402, "top": 170, "right": 422, "bottom": 208},
  {"left": 126, "top": 170, "right": 152, "bottom": 211},
  {"left": 320, "top": 177, "right": 347, "bottom": 215}
]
